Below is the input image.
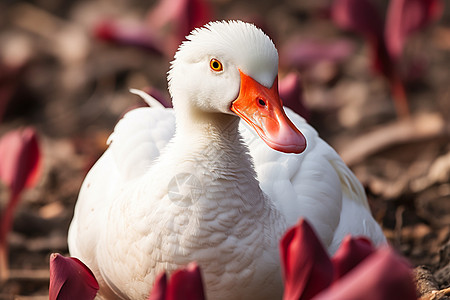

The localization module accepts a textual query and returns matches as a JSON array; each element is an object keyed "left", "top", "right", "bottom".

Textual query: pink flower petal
[
  {"left": 0, "top": 127, "right": 41, "bottom": 279},
  {"left": 331, "top": 236, "right": 375, "bottom": 280},
  {"left": 330, "top": 0, "right": 394, "bottom": 80},
  {"left": 385, "top": 0, "right": 443, "bottom": 60},
  {"left": 146, "top": 0, "right": 212, "bottom": 56},
  {"left": 94, "top": 0, "right": 211, "bottom": 57},
  {"left": 281, "top": 38, "right": 355, "bottom": 69},
  {"left": 166, "top": 262, "right": 205, "bottom": 300},
  {"left": 147, "top": 271, "right": 167, "bottom": 300},
  {"left": 331, "top": 0, "right": 384, "bottom": 39},
  {"left": 0, "top": 127, "right": 41, "bottom": 197},
  {"left": 94, "top": 20, "right": 163, "bottom": 55},
  {"left": 49, "top": 253, "right": 99, "bottom": 300},
  {"left": 279, "top": 73, "right": 310, "bottom": 121},
  {"left": 313, "top": 247, "right": 416, "bottom": 300},
  {"left": 280, "top": 219, "right": 333, "bottom": 300}
]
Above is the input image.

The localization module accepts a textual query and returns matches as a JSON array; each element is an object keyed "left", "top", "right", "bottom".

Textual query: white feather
[{"left": 129, "top": 89, "right": 165, "bottom": 109}]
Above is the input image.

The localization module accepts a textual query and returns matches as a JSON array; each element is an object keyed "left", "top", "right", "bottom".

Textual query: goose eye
[{"left": 210, "top": 59, "right": 223, "bottom": 72}]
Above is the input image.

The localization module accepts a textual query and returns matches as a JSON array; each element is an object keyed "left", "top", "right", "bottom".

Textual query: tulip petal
[
  {"left": 331, "top": 0, "right": 384, "bottom": 39},
  {"left": 49, "top": 253, "right": 99, "bottom": 300},
  {"left": 281, "top": 38, "right": 355, "bottom": 69},
  {"left": 330, "top": 0, "right": 393, "bottom": 77},
  {"left": 94, "top": 20, "right": 164, "bottom": 55},
  {"left": 280, "top": 219, "right": 333, "bottom": 300},
  {"left": 146, "top": 0, "right": 212, "bottom": 56},
  {"left": 147, "top": 271, "right": 167, "bottom": 300},
  {"left": 166, "top": 262, "right": 205, "bottom": 300},
  {"left": 385, "top": 0, "right": 443, "bottom": 60},
  {"left": 331, "top": 236, "right": 375, "bottom": 280},
  {"left": 0, "top": 127, "right": 41, "bottom": 197},
  {"left": 313, "top": 247, "right": 416, "bottom": 300},
  {"left": 0, "top": 127, "right": 41, "bottom": 281}
]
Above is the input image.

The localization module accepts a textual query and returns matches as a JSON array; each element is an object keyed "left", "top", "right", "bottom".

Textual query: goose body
[{"left": 68, "top": 21, "right": 385, "bottom": 300}]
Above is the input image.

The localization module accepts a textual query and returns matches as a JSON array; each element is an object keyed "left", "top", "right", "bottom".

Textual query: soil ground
[{"left": 0, "top": 0, "right": 449, "bottom": 298}]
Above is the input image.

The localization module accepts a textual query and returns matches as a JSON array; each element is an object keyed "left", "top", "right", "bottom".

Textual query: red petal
[
  {"left": 186, "top": 0, "right": 212, "bottom": 31},
  {"left": 146, "top": 0, "right": 211, "bottom": 55},
  {"left": 331, "top": 236, "right": 375, "bottom": 280},
  {"left": 385, "top": 0, "right": 443, "bottom": 60},
  {"left": 331, "top": 0, "right": 395, "bottom": 78},
  {"left": 0, "top": 127, "right": 41, "bottom": 198},
  {"left": 147, "top": 271, "right": 168, "bottom": 300},
  {"left": 281, "top": 38, "right": 355, "bottom": 69},
  {"left": 313, "top": 247, "right": 416, "bottom": 300},
  {"left": 279, "top": 73, "right": 310, "bottom": 122},
  {"left": 331, "top": 0, "right": 384, "bottom": 39},
  {"left": 166, "top": 262, "right": 205, "bottom": 300},
  {"left": 0, "top": 128, "right": 39, "bottom": 278},
  {"left": 49, "top": 253, "right": 99, "bottom": 300},
  {"left": 94, "top": 20, "right": 163, "bottom": 55},
  {"left": 280, "top": 219, "right": 333, "bottom": 300}
]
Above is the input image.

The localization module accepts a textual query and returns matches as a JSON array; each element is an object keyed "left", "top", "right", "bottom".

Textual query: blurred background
[{"left": 0, "top": 0, "right": 449, "bottom": 298}]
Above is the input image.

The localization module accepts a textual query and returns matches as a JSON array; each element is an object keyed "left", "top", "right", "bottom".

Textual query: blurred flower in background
[{"left": 0, "top": 127, "right": 41, "bottom": 281}]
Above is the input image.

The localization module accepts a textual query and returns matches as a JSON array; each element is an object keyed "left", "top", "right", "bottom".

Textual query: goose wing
[{"left": 239, "top": 107, "right": 384, "bottom": 250}]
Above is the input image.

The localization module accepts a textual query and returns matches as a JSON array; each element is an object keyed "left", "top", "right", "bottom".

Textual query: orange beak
[{"left": 231, "top": 70, "right": 307, "bottom": 154}]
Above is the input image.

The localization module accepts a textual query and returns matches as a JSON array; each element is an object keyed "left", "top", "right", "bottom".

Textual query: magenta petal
[
  {"left": 94, "top": 20, "right": 163, "bottom": 55},
  {"left": 166, "top": 262, "right": 205, "bottom": 300},
  {"left": 331, "top": 0, "right": 384, "bottom": 39},
  {"left": 331, "top": 236, "right": 375, "bottom": 280},
  {"left": 385, "top": 0, "right": 443, "bottom": 60},
  {"left": 147, "top": 271, "right": 168, "bottom": 300},
  {"left": 280, "top": 219, "right": 333, "bottom": 300},
  {"left": 330, "top": 0, "right": 394, "bottom": 76},
  {"left": 0, "top": 127, "right": 41, "bottom": 198},
  {"left": 49, "top": 253, "right": 99, "bottom": 300},
  {"left": 313, "top": 247, "right": 416, "bottom": 300},
  {"left": 281, "top": 38, "right": 355, "bottom": 69},
  {"left": 0, "top": 127, "right": 40, "bottom": 279},
  {"left": 146, "top": 0, "right": 211, "bottom": 56},
  {"left": 185, "top": 0, "right": 212, "bottom": 32},
  {"left": 279, "top": 73, "right": 310, "bottom": 121}
]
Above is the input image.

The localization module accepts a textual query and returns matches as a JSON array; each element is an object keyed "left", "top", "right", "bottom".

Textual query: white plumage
[{"left": 68, "top": 20, "right": 386, "bottom": 300}]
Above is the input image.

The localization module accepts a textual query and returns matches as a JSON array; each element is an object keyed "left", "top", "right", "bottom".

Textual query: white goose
[{"left": 68, "top": 20, "right": 386, "bottom": 300}]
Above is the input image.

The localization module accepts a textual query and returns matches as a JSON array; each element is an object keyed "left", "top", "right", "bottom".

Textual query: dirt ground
[{"left": 0, "top": 0, "right": 449, "bottom": 298}]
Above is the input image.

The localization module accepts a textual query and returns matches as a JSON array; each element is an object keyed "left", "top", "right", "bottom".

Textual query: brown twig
[{"left": 338, "top": 113, "right": 447, "bottom": 166}]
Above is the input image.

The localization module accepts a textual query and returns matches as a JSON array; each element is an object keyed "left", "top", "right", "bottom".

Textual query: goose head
[{"left": 168, "top": 21, "right": 306, "bottom": 154}]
